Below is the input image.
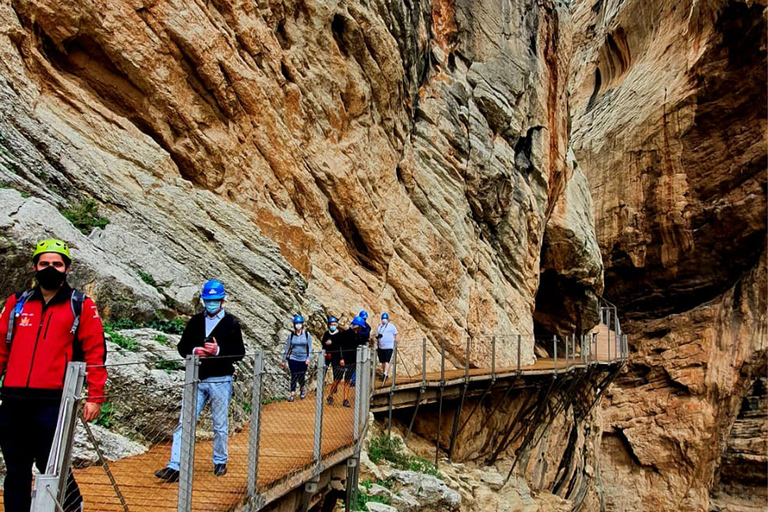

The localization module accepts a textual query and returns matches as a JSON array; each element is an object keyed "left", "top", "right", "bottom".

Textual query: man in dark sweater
[
  {"left": 327, "top": 316, "right": 367, "bottom": 407},
  {"left": 155, "top": 280, "right": 245, "bottom": 482}
]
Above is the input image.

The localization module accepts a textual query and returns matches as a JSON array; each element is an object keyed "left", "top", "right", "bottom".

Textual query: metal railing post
[
  {"left": 364, "top": 347, "right": 372, "bottom": 428},
  {"left": 421, "top": 338, "right": 427, "bottom": 387},
  {"left": 553, "top": 335, "right": 558, "bottom": 378},
  {"left": 31, "top": 361, "right": 86, "bottom": 512},
  {"left": 247, "top": 351, "right": 264, "bottom": 504},
  {"left": 606, "top": 308, "right": 612, "bottom": 362},
  {"left": 565, "top": 334, "right": 570, "bottom": 370},
  {"left": 313, "top": 351, "right": 325, "bottom": 468},
  {"left": 516, "top": 334, "right": 521, "bottom": 374},
  {"left": 387, "top": 345, "right": 398, "bottom": 439},
  {"left": 492, "top": 336, "right": 498, "bottom": 378},
  {"left": 435, "top": 340, "right": 445, "bottom": 469},
  {"left": 354, "top": 346, "right": 363, "bottom": 442},
  {"left": 615, "top": 316, "right": 621, "bottom": 361},
  {"left": 465, "top": 337, "right": 471, "bottom": 380},
  {"left": 178, "top": 355, "right": 199, "bottom": 512}
]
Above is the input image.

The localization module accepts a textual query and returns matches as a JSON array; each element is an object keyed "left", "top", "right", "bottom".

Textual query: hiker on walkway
[
  {"left": 321, "top": 316, "right": 342, "bottom": 374},
  {"left": 328, "top": 316, "right": 367, "bottom": 407},
  {"left": 376, "top": 312, "right": 398, "bottom": 383},
  {"left": 358, "top": 310, "right": 372, "bottom": 343},
  {"left": 0, "top": 239, "right": 107, "bottom": 512},
  {"left": 282, "top": 314, "right": 312, "bottom": 402},
  {"left": 156, "top": 279, "right": 245, "bottom": 482}
]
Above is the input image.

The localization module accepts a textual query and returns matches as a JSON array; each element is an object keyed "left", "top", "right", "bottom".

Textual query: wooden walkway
[
  {"left": 0, "top": 392, "right": 357, "bottom": 512},
  {"left": 0, "top": 329, "right": 625, "bottom": 512},
  {"left": 371, "top": 330, "right": 626, "bottom": 412}
]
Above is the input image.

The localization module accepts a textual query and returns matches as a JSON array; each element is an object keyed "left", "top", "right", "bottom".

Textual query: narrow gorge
[{"left": 0, "top": 0, "right": 764, "bottom": 510}]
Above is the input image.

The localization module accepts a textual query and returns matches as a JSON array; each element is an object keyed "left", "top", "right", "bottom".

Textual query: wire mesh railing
[
  {"left": 372, "top": 327, "right": 628, "bottom": 394},
  {"left": 29, "top": 346, "right": 375, "bottom": 512},
  {"left": 21, "top": 314, "right": 627, "bottom": 512}
]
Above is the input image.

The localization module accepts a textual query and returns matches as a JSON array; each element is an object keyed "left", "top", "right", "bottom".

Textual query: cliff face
[
  {"left": 0, "top": 0, "right": 601, "bottom": 376},
  {"left": 570, "top": 0, "right": 767, "bottom": 510}
]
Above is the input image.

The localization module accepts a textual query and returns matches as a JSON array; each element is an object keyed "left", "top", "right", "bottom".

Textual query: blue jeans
[{"left": 168, "top": 376, "right": 233, "bottom": 470}]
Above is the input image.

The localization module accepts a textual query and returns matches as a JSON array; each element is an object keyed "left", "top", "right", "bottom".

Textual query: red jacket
[{"left": 0, "top": 284, "right": 107, "bottom": 403}]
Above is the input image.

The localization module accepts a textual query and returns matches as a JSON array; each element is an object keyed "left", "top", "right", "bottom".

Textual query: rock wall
[
  {"left": 570, "top": 0, "right": 767, "bottom": 510},
  {"left": 0, "top": 0, "right": 601, "bottom": 380},
  {"left": 395, "top": 367, "right": 617, "bottom": 511}
]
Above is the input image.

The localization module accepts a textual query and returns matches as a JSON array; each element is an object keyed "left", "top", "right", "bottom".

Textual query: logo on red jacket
[{"left": 19, "top": 314, "right": 33, "bottom": 327}]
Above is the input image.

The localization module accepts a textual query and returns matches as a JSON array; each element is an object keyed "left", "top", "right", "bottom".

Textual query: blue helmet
[
  {"left": 351, "top": 316, "right": 366, "bottom": 328},
  {"left": 202, "top": 280, "right": 226, "bottom": 300},
  {"left": 293, "top": 315, "right": 305, "bottom": 324},
  {"left": 328, "top": 316, "right": 339, "bottom": 324},
  {"left": 381, "top": 312, "right": 389, "bottom": 320},
  {"left": 359, "top": 310, "right": 369, "bottom": 320}
]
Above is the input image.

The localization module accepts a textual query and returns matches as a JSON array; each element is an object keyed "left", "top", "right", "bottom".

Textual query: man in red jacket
[{"left": 0, "top": 239, "right": 107, "bottom": 512}]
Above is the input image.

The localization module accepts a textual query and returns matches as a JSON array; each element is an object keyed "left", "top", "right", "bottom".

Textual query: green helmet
[{"left": 32, "top": 239, "right": 72, "bottom": 262}]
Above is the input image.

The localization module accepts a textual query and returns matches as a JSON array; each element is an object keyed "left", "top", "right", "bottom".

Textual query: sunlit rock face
[
  {"left": 0, "top": 0, "right": 600, "bottom": 381},
  {"left": 570, "top": 0, "right": 767, "bottom": 510}
]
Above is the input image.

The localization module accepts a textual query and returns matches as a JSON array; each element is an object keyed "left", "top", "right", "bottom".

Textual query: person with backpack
[
  {"left": 376, "top": 312, "right": 398, "bottom": 383},
  {"left": 155, "top": 280, "right": 245, "bottom": 482},
  {"left": 282, "top": 315, "right": 312, "bottom": 402},
  {"left": 0, "top": 239, "right": 107, "bottom": 512}
]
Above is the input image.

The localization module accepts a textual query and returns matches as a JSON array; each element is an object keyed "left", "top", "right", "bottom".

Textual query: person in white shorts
[{"left": 375, "top": 312, "right": 398, "bottom": 383}]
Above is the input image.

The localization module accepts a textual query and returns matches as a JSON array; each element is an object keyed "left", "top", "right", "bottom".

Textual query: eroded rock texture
[
  {"left": 0, "top": 0, "right": 600, "bottom": 378},
  {"left": 570, "top": 0, "right": 767, "bottom": 510}
]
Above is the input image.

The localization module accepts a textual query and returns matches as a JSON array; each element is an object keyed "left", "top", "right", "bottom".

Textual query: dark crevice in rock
[
  {"left": 609, "top": 428, "right": 661, "bottom": 474},
  {"left": 327, "top": 200, "right": 379, "bottom": 273},
  {"left": 331, "top": 13, "right": 349, "bottom": 58},
  {"left": 276, "top": 18, "right": 291, "bottom": 50}
]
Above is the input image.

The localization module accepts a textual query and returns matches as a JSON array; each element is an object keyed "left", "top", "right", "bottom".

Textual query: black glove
[{"left": 376, "top": 334, "right": 383, "bottom": 340}]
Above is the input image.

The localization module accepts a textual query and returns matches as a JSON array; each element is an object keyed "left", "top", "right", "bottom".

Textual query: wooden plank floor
[{"left": 0, "top": 389, "right": 355, "bottom": 512}]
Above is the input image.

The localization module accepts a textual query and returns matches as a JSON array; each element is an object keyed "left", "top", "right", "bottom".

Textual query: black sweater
[
  {"left": 177, "top": 312, "right": 245, "bottom": 380},
  {"left": 321, "top": 330, "right": 344, "bottom": 363},
  {"left": 337, "top": 328, "right": 368, "bottom": 366}
]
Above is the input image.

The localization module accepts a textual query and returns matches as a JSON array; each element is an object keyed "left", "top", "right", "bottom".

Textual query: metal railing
[{"left": 29, "top": 347, "right": 375, "bottom": 512}]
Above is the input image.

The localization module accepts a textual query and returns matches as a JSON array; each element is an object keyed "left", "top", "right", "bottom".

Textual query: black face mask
[{"left": 36, "top": 266, "right": 67, "bottom": 290}]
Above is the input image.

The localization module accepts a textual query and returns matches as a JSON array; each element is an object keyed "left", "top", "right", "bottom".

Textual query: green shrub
[
  {"left": 351, "top": 487, "right": 392, "bottom": 511},
  {"left": 138, "top": 270, "right": 157, "bottom": 287},
  {"left": 367, "top": 434, "right": 440, "bottom": 478},
  {"left": 104, "top": 318, "right": 141, "bottom": 331},
  {"left": 147, "top": 317, "right": 185, "bottom": 335},
  {"left": 104, "top": 329, "right": 139, "bottom": 352},
  {"left": 61, "top": 199, "right": 110, "bottom": 234},
  {"left": 155, "top": 358, "right": 183, "bottom": 373},
  {"left": 153, "top": 334, "right": 169, "bottom": 345}
]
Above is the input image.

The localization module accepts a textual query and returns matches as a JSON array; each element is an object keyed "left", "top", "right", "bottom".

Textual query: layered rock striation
[
  {"left": 570, "top": 0, "right": 767, "bottom": 509},
  {"left": 0, "top": 0, "right": 601, "bottom": 379}
]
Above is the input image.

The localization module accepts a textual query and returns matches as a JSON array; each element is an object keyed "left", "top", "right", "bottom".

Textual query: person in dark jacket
[
  {"left": 0, "top": 239, "right": 107, "bottom": 512},
  {"left": 358, "top": 310, "right": 372, "bottom": 342},
  {"left": 321, "top": 316, "right": 342, "bottom": 372},
  {"left": 327, "top": 316, "right": 367, "bottom": 407},
  {"left": 155, "top": 280, "right": 245, "bottom": 482}
]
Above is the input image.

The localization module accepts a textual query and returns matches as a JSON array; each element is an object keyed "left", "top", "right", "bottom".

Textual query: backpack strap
[
  {"left": 69, "top": 290, "right": 86, "bottom": 335},
  {"left": 6, "top": 289, "right": 35, "bottom": 346},
  {"left": 70, "top": 290, "right": 87, "bottom": 362}
]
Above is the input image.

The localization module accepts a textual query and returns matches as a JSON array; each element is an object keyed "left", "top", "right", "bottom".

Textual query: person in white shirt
[{"left": 375, "top": 312, "right": 398, "bottom": 383}]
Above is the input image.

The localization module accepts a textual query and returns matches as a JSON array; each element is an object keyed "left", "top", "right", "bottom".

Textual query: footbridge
[{"left": 7, "top": 306, "right": 626, "bottom": 512}]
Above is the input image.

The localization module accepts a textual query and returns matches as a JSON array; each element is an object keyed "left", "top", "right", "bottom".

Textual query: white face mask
[
  {"left": 381, "top": 319, "right": 388, "bottom": 325},
  {"left": 294, "top": 323, "right": 303, "bottom": 331}
]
